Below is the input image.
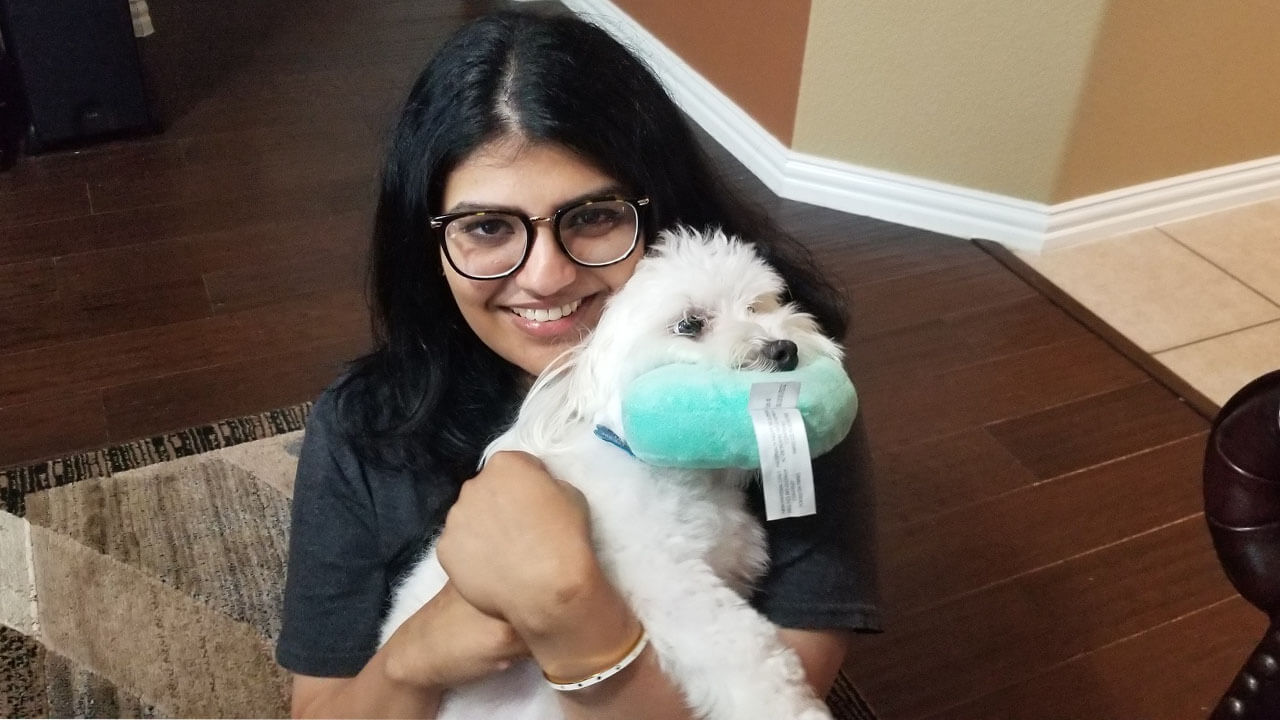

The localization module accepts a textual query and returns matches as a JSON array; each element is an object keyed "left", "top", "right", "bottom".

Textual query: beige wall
[
  {"left": 1054, "top": 1, "right": 1280, "bottom": 202},
  {"left": 616, "top": 0, "right": 1280, "bottom": 205},
  {"left": 793, "top": 0, "right": 1107, "bottom": 203},
  {"left": 611, "top": 0, "right": 811, "bottom": 144}
]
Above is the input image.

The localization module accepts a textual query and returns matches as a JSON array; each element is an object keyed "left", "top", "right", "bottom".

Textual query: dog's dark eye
[{"left": 673, "top": 315, "right": 705, "bottom": 337}]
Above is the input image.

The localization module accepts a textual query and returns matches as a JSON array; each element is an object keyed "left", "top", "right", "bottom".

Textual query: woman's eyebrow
[
  {"left": 559, "top": 184, "right": 629, "bottom": 206},
  {"left": 443, "top": 185, "right": 631, "bottom": 215},
  {"left": 443, "top": 201, "right": 519, "bottom": 214}
]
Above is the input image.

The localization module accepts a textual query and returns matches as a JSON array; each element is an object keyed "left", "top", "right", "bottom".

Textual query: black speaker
[
  {"left": 0, "top": 47, "right": 20, "bottom": 169},
  {"left": 0, "top": 0, "right": 155, "bottom": 153}
]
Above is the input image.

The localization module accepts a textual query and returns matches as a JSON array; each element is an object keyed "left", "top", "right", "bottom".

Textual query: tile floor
[{"left": 1016, "top": 197, "right": 1280, "bottom": 409}]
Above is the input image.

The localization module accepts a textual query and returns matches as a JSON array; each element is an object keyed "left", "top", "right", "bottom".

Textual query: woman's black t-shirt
[{"left": 275, "top": 384, "right": 882, "bottom": 677}]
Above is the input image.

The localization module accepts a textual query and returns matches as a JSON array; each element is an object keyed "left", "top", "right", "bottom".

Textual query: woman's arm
[
  {"left": 290, "top": 581, "right": 529, "bottom": 718},
  {"left": 291, "top": 661, "right": 440, "bottom": 719},
  {"left": 517, "top": 556, "right": 699, "bottom": 720},
  {"left": 437, "top": 451, "right": 852, "bottom": 718},
  {"left": 527, "top": 568, "right": 852, "bottom": 720},
  {"left": 435, "top": 451, "right": 701, "bottom": 718},
  {"left": 778, "top": 627, "right": 853, "bottom": 697}
]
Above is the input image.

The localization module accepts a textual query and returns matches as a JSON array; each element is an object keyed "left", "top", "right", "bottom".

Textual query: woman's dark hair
[{"left": 340, "top": 8, "right": 847, "bottom": 482}]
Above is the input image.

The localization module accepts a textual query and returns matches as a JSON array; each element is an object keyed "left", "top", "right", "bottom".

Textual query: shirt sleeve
[
  {"left": 750, "top": 415, "right": 883, "bottom": 633},
  {"left": 275, "top": 389, "right": 389, "bottom": 677}
]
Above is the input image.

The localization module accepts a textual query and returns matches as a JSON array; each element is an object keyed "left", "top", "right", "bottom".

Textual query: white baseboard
[
  {"left": 1041, "top": 157, "right": 1280, "bottom": 251},
  {"left": 522, "top": 0, "right": 1280, "bottom": 253}
]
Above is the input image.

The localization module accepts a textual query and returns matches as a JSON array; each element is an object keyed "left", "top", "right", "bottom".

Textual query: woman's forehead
[{"left": 442, "top": 140, "right": 623, "bottom": 212}]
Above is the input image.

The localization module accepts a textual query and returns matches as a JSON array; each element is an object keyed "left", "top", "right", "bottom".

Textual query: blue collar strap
[{"left": 593, "top": 425, "right": 635, "bottom": 457}]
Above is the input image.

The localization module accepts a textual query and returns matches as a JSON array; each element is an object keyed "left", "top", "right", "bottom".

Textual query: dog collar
[{"left": 593, "top": 425, "right": 635, "bottom": 457}]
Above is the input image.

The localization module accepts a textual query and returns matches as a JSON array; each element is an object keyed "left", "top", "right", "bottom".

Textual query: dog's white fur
[{"left": 380, "top": 228, "right": 842, "bottom": 719}]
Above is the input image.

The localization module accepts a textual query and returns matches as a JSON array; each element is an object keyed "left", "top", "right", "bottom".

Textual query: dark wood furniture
[{"left": 1206, "top": 370, "right": 1280, "bottom": 719}]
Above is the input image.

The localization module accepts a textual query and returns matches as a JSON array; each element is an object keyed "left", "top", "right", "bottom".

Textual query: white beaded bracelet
[{"left": 543, "top": 628, "right": 650, "bottom": 692}]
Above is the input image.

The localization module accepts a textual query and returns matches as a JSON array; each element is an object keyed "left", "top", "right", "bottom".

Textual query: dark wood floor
[{"left": 0, "top": 0, "right": 1259, "bottom": 717}]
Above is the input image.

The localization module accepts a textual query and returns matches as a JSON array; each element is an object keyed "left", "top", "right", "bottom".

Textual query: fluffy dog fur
[{"left": 380, "top": 228, "right": 843, "bottom": 719}]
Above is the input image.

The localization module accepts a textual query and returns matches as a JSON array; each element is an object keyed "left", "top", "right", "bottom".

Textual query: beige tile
[
  {"left": 1160, "top": 197, "right": 1280, "bottom": 304},
  {"left": 1154, "top": 320, "right": 1280, "bottom": 407},
  {"left": 1017, "top": 228, "right": 1280, "bottom": 352}
]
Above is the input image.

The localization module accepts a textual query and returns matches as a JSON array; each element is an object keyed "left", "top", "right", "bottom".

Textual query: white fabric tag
[
  {"left": 130, "top": 0, "right": 155, "bottom": 37},
  {"left": 748, "top": 381, "right": 816, "bottom": 520}
]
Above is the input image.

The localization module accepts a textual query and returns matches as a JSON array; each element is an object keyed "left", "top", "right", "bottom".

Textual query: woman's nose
[{"left": 516, "top": 223, "right": 577, "bottom": 296}]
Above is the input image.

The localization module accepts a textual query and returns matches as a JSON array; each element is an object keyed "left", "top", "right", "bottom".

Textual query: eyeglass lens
[{"left": 443, "top": 199, "right": 639, "bottom": 279}]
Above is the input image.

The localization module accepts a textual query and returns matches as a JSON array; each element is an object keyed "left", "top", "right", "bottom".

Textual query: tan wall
[
  {"left": 792, "top": 0, "right": 1107, "bottom": 203},
  {"left": 615, "top": 0, "right": 1280, "bottom": 204},
  {"left": 611, "top": 0, "right": 811, "bottom": 145},
  {"left": 1053, "top": 1, "right": 1280, "bottom": 202}
]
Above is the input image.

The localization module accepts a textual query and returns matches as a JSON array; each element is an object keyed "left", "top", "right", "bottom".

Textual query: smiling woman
[
  {"left": 275, "top": 8, "right": 880, "bottom": 720},
  {"left": 437, "top": 140, "right": 646, "bottom": 376}
]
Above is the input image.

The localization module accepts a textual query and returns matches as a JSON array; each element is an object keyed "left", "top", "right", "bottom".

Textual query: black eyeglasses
[{"left": 430, "top": 196, "right": 649, "bottom": 280}]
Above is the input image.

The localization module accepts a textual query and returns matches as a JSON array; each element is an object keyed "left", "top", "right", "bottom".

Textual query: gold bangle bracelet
[{"left": 543, "top": 626, "right": 649, "bottom": 692}]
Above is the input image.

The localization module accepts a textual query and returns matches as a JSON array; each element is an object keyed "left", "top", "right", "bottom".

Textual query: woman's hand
[
  {"left": 435, "top": 451, "right": 644, "bottom": 683},
  {"left": 381, "top": 581, "right": 529, "bottom": 690},
  {"left": 435, "top": 450, "right": 597, "bottom": 630},
  {"left": 294, "top": 583, "right": 527, "bottom": 718}
]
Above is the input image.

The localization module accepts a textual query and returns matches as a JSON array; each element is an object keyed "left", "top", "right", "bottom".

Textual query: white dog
[{"left": 380, "top": 228, "right": 843, "bottom": 720}]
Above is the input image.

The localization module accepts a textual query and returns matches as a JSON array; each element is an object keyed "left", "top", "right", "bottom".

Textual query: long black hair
[{"left": 340, "top": 8, "right": 847, "bottom": 482}]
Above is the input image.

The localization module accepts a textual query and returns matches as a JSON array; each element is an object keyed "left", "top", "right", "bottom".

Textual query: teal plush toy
[{"left": 616, "top": 355, "right": 858, "bottom": 469}]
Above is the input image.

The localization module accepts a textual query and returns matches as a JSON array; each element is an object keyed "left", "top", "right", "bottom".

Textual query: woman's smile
[
  {"left": 508, "top": 297, "right": 583, "bottom": 324},
  {"left": 503, "top": 294, "right": 597, "bottom": 340}
]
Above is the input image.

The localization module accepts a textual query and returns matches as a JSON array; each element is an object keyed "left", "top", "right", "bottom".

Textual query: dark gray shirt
[{"left": 276, "top": 386, "right": 881, "bottom": 677}]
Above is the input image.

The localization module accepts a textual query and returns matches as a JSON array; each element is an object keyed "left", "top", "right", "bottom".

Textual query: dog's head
[
  {"left": 513, "top": 227, "right": 843, "bottom": 447},
  {"left": 585, "top": 226, "right": 842, "bottom": 384}
]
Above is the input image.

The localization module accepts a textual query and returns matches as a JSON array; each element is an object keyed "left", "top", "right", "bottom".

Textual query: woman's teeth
[{"left": 512, "top": 299, "right": 582, "bottom": 323}]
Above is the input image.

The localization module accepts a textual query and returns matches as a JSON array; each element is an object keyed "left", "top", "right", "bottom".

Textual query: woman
[{"left": 276, "top": 9, "right": 881, "bottom": 718}]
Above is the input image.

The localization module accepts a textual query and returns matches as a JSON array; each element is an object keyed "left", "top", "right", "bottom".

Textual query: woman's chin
[{"left": 504, "top": 318, "right": 594, "bottom": 377}]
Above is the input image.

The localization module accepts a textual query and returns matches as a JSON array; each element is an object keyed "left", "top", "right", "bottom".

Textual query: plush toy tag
[{"left": 748, "top": 381, "right": 817, "bottom": 520}]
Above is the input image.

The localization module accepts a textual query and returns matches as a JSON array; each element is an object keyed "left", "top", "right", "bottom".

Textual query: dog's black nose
[{"left": 763, "top": 340, "right": 798, "bottom": 372}]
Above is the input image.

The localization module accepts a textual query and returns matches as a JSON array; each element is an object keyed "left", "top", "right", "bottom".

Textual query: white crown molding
[{"left": 520, "top": 0, "right": 1280, "bottom": 253}]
